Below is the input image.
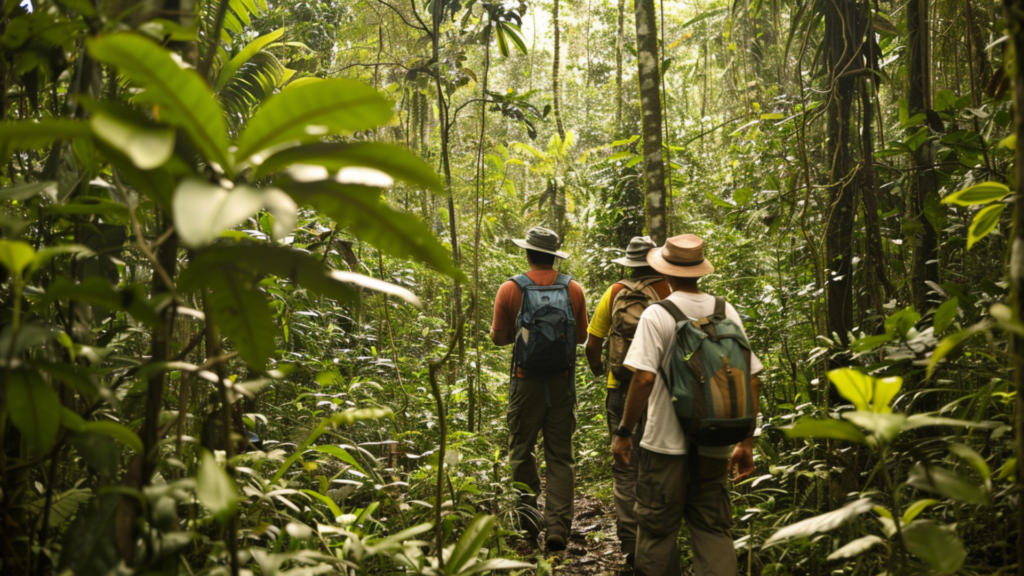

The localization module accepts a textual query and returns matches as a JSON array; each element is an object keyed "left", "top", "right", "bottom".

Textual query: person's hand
[
  {"left": 729, "top": 440, "right": 754, "bottom": 481},
  {"left": 611, "top": 435, "right": 631, "bottom": 466}
]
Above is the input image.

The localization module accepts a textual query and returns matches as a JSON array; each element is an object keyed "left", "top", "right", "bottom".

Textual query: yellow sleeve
[{"left": 587, "top": 285, "right": 616, "bottom": 339}]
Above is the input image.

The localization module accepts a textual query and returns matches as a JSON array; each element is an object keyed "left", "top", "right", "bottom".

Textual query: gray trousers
[
  {"left": 507, "top": 373, "right": 576, "bottom": 538},
  {"left": 606, "top": 385, "right": 645, "bottom": 555},
  {"left": 635, "top": 450, "right": 737, "bottom": 576}
]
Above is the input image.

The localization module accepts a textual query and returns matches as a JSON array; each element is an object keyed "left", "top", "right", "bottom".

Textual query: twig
[{"left": 112, "top": 172, "right": 175, "bottom": 291}]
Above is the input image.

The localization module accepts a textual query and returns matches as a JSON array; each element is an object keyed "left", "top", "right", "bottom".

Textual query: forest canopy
[{"left": 0, "top": 0, "right": 1022, "bottom": 575}]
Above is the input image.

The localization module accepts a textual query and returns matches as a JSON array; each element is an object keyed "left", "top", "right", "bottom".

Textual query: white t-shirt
[{"left": 623, "top": 291, "right": 763, "bottom": 458}]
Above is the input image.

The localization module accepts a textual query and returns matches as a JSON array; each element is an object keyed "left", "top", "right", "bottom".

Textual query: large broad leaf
[
  {"left": 172, "top": 179, "right": 296, "bottom": 248},
  {"left": 196, "top": 450, "right": 242, "bottom": 523},
  {"left": 215, "top": 27, "right": 286, "bottom": 91},
  {"left": 446, "top": 514, "right": 497, "bottom": 573},
  {"left": 271, "top": 407, "right": 393, "bottom": 482},
  {"left": 827, "top": 368, "right": 902, "bottom": 413},
  {"left": 826, "top": 535, "right": 884, "bottom": 561},
  {"left": 0, "top": 240, "right": 36, "bottom": 277},
  {"left": 933, "top": 297, "right": 959, "bottom": 333},
  {"left": 948, "top": 443, "right": 991, "bottom": 480},
  {"left": 43, "top": 277, "right": 161, "bottom": 327},
  {"left": 841, "top": 412, "right": 906, "bottom": 444},
  {"left": 203, "top": 267, "right": 277, "bottom": 371},
  {"left": 901, "top": 520, "right": 966, "bottom": 575},
  {"left": 80, "top": 421, "right": 143, "bottom": 453},
  {"left": 253, "top": 142, "right": 444, "bottom": 193},
  {"left": 941, "top": 182, "right": 1010, "bottom": 206},
  {"left": 906, "top": 463, "right": 989, "bottom": 506},
  {"left": 8, "top": 368, "right": 62, "bottom": 454},
  {"left": 314, "top": 445, "right": 367, "bottom": 475},
  {"left": 280, "top": 180, "right": 464, "bottom": 281},
  {"left": 763, "top": 498, "right": 874, "bottom": 547},
  {"left": 0, "top": 119, "right": 91, "bottom": 155},
  {"left": 967, "top": 204, "right": 1004, "bottom": 249},
  {"left": 87, "top": 34, "right": 231, "bottom": 172},
  {"left": 58, "top": 492, "right": 121, "bottom": 575},
  {"left": 782, "top": 417, "right": 867, "bottom": 444},
  {"left": 90, "top": 107, "right": 175, "bottom": 170},
  {"left": 29, "top": 488, "right": 91, "bottom": 528},
  {"left": 235, "top": 79, "right": 393, "bottom": 162}
]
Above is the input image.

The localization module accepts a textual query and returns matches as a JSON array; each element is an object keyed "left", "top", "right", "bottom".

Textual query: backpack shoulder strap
[
  {"left": 653, "top": 300, "right": 688, "bottom": 323},
  {"left": 553, "top": 273, "right": 572, "bottom": 287},
  {"left": 511, "top": 274, "right": 534, "bottom": 290},
  {"left": 635, "top": 276, "right": 663, "bottom": 291},
  {"left": 711, "top": 296, "right": 727, "bottom": 322}
]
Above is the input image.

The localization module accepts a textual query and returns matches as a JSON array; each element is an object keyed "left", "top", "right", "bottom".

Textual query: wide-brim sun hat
[
  {"left": 611, "top": 235, "right": 658, "bottom": 267},
  {"left": 512, "top": 226, "right": 569, "bottom": 259},
  {"left": 647, "top": 234, "right": 715, "bottom": 278}
]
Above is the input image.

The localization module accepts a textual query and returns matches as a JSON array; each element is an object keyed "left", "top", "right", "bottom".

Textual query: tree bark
[
  {"left": 908, "top": 0, "right": 939, "bottom": 311},
  {"left": 615, "top": 0, "right": 625, "bottom": 133},
  {"left": 632, "top": 0, "right": 667, "bottom": 244},
  {"left": 552, "top": 0, "right": 566, "bottom": 141},
  {"left": 469, "top": 30, "right": 492, "bottom": 433},
  {"left": 824, "top": 0, "right": 858, "bottom": 350},
  {"left": 1004, "top": 2, "right": 1024, "bottom": 568}
]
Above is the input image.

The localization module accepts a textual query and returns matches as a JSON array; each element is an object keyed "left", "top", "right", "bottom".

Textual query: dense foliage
[{"left": 0, "top": 0, "right": 1022, "bottom": 575}]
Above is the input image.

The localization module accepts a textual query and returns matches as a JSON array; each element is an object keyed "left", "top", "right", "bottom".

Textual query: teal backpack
[
  {"left": 511, "top": 273, "right": 576, "bottom": 376},
  {"left": 654, "top": 297, "right": 756, "bottom": 447}
]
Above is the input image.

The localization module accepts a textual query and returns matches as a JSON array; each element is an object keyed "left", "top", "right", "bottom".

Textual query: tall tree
[
  {"left": 908, "top": 0, "right": 939, "bottom": 310},
  {"left": 615, "top": 0, "right": 625, "bottom": 133},
  {"left": 552, "top": 0, "right": 566, "bottom": 141},
  {"left": 632, "top": 0, "right": 667, "bottom": 244},
  {"left": 823, "top": 0, "right": 859, "bottom": 350}
]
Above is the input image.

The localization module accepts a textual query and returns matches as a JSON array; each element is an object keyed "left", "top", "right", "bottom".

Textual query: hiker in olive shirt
[
  {"left": 490, "top": 227, "right": 589, "bottom": 551},
  {"left": 584, "top": 236, "right": 670, "bottom": 566},
  {"left": 611, "top": 234, "right": 762, "bottom": 576}
]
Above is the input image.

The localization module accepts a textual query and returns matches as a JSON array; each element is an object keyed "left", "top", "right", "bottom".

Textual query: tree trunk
[
  {"left": 470, "top": 31, "right": 492, "bottom": 433},
  {"left": 633, "top": 0, "right": 667, "bottom": 244},
  {"left": 1004, "top": 2, "right": 1024, "bottom": 568},
  {"left": 552, "top": 0, "right": 566, "bottom": 141},
  {"left": 824, "top": 0, "right": 857, "bottom": 350},
  {"left": 908, "top": 0, "right": 939, "bottom": 311},
  {"left": 615, "top": 0, "right": 625, "bottom": 133}
]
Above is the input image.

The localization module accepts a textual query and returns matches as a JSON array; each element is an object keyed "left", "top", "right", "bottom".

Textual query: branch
[{"left": 369, "top": 0, "right": 429, "bottom": 32}]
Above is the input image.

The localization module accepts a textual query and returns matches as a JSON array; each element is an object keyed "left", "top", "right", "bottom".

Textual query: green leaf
[
  {"left": 906, "top": 463, "right": 989, "bottom": 506},
  {"left": 236, "top": 79, "right": 393, "bottom": 162},
  {"left": 933, "top": 297, "right": 959, "bottom": 333},
  {"left": 495, "top": 24, "right": 510, "bottom": 57},
  {"left": 0, "top": 181, "right": 57, "bottom": 201},
  {"left": 901, "top": 520, "right": 966, "bottom": 575},
  {"left": 926, "top": 330, "right": 969, "bottom": 378},
  {"left": 934, "top": 89, "right": 957, "bottom": 112},
  {"left": 0, "top": 119, "right": 92, "bottom": 156},
  {"left": 315, "top": 445, "right": 367, "bottom": 475},
  {"left": 941, "top": 182, "right": 1011, "bottom": 206},
  {"left": 850, "top": 332, "right": 895, "bottom": 353},
  {"left": 80, "top": 421, "right": 143, "bottom": 453},
  {"left": 842, "top": 411, "right": 906, "bottom": 444},
  {"left": 763, "top": 498, "right": 874, "bottom": 548},
  {"left": 196, "top": 450, "right": 241, "bottom": 523},
  {"left": 172, "top": 179, "right": 296, "bottom": 247},
  {"left": 8, "top": 368, "right": 61, "bottom": 454},
  {"left": 446, "top": 514, "right": 497, "bottom": 573},
  {"left": 43, "top": 277, "right": 162, "bottom": 327},
  {"left": 948, "top": 443, "right": 990, "bottom": 480},
  {"left": 902, "top": 499, "right": 941, "bottom": 525},
  {"left": 300, "top": 489, "right": 343, "bottom": 520},
  {"left": 215, "top": 27, "right": 286, "bottom": 91},
  {"left": 502, "top": 22, "right": 528, "bottom": 55},
  {"left": 826, "top": 535, "right": 884, "bottom": 561},
  {"left": 57, "top": 492, "right": 120, "bottom": 575},
  {"left": 87, "top": 34, "right": 231, "bottom": 172},
  {"left": 733, "top": 186, "right": 754, "bottom": 206},
  {"left": 204, "top": 268, "right": 277, "bottom": 371},
  {"left": 826, "top": 368, "right": 902, "bottom": 413},
  {"left": 46, "top": 197, "right": 130, "bottom": 222},
  {"left": 967, "top": 204, "right": 1004, "bottom": 249},
  {"left": 67, "top": 431, "right": 119, "bottom": 478},
  {"left": 90, "top": 110, "right": 174, "bottom": 170},
  {"left": 0, "top": 240, "right": 36, "bottom": 276},
  {"left": 705, "top": 190, "right": 735, "bottom": 208},
  {"left": 254, "top": 142, "right": 443, "bottom": 193},
  {"left": 782, "top": 417, "right": 867, "bottom": 444},
  {"left": 280, "top": 180, "right": 464, "bottom": 282},
  {"left": 884, "top": 306, "right": 921, "bottom": 339},
  {"left": 760, "top": 113, "right": 785, "bottom": 120}
]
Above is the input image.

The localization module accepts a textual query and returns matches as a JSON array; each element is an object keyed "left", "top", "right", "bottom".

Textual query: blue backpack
[{"left": 511, "top": 273, "right": 576, "bottom": 376}]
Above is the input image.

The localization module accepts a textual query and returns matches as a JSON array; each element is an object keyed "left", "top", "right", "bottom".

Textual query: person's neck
[
  {"left": 529, "top": 263, "right": 555, "bottom": 271},
  {"left": 668, "top": 277, "right": 701, "bottom": 294}
]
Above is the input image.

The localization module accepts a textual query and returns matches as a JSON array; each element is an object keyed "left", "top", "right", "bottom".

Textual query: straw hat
[
  {"left": 512, "top": 226, "right": 569, "bottom": 259},
  {"left": 646, "top": 234, "right": 715, "bottom": 278},
  {"left": 611, "top": 236, "right": 658, "bottom": 267}
]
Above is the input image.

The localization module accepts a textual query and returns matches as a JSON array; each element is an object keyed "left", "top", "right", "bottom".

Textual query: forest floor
[{"left": 509, "top": 492, "right": 635, "bottom": 575}]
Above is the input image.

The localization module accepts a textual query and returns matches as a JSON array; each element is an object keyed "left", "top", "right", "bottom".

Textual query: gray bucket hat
[
  {"left": 512, "top": 226, "right": 569, "bottom": 259},
  {"left": 611, "top": 236, "right": 658, "bottom": 267}
]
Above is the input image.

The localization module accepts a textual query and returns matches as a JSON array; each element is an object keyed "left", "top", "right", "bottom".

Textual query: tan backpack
[{"left": 607, "top": 277, "right": 663, "bottom": 385}]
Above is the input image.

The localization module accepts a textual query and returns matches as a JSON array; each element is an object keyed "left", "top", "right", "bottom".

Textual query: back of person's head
[{"left": 526, "top": 249, "right": 556, "bottom": 266}]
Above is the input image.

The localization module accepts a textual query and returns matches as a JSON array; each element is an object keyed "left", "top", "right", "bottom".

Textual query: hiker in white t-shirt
[{"left": 610, "top": 234, "right": 762, "bottom": 576}]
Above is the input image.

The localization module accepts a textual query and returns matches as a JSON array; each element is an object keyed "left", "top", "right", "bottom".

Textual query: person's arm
[
  {"left": 489, "top": 328, "right": 514, "bottom": 346},
  {"left": 489, "top": 282, "right": 516, "bottom": 346},
  {"left": 610, "top": 369, "right": 656, "bottom": 466},
  {"left": 729, "top": 373, "right": 761, "bottom": 480},
  {"left": 585, "top": 335, "right": 605, "bottom": 377}
]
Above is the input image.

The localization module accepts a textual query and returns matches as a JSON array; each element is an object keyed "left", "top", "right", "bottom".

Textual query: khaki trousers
[
  {"left": 507, "top": 373, "right": 576, "bottom": 538},
  {"left": 606, "top": 385, "right": 645, "bottom": 556},
  {"left": 634, "top": 449, "right": 737, "bottom": 576}
]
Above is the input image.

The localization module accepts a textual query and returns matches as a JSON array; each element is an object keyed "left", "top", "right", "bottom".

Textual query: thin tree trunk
[
  {"left": 616, "top": 0, "right": 625, "bottom": 133},
  {"left": 633, "top": 0, "right": 667, "bottom": 244},
  {"left": 552, "top": 0, "right": 566, "bottom": 141},
  {"left": 470, "top": 31, "right": 492, "bottom": 433},
  {"left": 1004, "top": 2, "right": 1024, "bottom": 568},
  {"left": 908, "top": 0, "right": 939, "bottom": 310}
]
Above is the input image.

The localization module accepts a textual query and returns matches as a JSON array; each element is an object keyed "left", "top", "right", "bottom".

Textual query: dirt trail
[{"left": 511, "top": 494, "right": 632, "bottom": 575}]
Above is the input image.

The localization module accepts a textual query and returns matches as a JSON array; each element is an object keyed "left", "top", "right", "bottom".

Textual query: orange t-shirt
[{"left": 492, "top": 269, "right": 589, "bottom": 378}]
